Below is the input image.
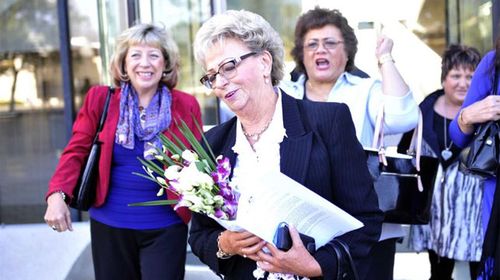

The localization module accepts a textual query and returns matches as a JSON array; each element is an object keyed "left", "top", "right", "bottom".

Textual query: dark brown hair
[
  {"left": 440, "top": 44, "right": 480, "bottom": 82},
  {"left": 291, "top": 7, "right": 358, "bottom": 73}
]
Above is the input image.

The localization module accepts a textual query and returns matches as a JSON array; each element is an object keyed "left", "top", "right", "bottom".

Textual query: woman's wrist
[
  {"left": 48, "top": 190, "right": 66, "bottom": 201},
  {"left": 378, "top": 53, "right": 394, "bottom": 67},
  {"left": 216, "top": 231, "right": 233, "bottom": 259},
  {"left": 458, "top": 108, "right": 475, "bottom": 134}
]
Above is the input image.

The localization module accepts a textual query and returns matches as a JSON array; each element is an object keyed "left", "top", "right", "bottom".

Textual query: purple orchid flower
[{"left": 214, "top": 208, "right": 227, "bottom": 219}]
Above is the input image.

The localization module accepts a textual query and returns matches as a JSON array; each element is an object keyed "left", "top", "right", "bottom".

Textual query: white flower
[
  {"left": 143, "top": 166, "right": 154, "bottom": 177},
  {"left": 182, "top": 150, "right": 198, "bottom": 164},
  {"left": 154, "top": 154, "right": 164, "bottom": 161},
  {"left": 156, "top": 188, "right": 164, "bottom": 196},
  {"left": 176, "top": 164, "right": 214, "bottom": 192},
  {"left": 156, "top": 177, "right": 167, "bottom": 186},
  {"left": 164, "top": 165, "right": 182, "bottom": 180}
]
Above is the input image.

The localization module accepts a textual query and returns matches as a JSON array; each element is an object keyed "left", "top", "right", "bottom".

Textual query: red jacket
[{"left": 47, "top": 85, "right": 202, "bottom": 223}]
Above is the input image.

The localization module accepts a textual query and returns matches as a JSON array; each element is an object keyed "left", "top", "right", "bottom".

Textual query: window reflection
[{"left": 151, "top": 0, "right": 216, "bottom": 125}]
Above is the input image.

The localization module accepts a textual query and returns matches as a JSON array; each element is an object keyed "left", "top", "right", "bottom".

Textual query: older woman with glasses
[
  {"left": 188, "top": 9, "right": 383, "bottom": 280},
  {"left": 280, "top": 7, "right": 419, "bottom": 280}
]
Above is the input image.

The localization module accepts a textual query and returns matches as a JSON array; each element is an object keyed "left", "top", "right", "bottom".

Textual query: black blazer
[{"left": 188, "top": 92, "right": 383, "bottom": 280}]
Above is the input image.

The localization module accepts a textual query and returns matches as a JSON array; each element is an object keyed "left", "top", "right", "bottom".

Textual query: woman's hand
[
  {"left": 256, "top": 226, "right": 322, "bottom": 278},
  {"left": 44, "top": 192, "right": 73, "bottom": 232},
  {"left": 375, "top": 35, "right": 394, "bottom": 59},
  {"left": 459, "top": 95, "right": 500, "bottom": 134},
  {"left": 218, "top": 230, "right": 266, "bottom": 261}
]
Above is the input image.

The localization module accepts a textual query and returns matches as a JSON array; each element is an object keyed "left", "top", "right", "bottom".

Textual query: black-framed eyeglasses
[
  {"left": 200, "top": 52, "right": 257, "bottom": 89},
  {"left": 304, "top": 38, "right": 344, "bottom": 51}
]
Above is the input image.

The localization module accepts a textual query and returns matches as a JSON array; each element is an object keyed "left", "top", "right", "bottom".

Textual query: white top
[
  {"left": 280, "top": 72, "right": 419, "bottom": 240},
  {"left": 231, "top": 91, "right": 286, "bottom": 193},
  {"left": 280, "top": 72, "right": 419, "bottom": 147}
]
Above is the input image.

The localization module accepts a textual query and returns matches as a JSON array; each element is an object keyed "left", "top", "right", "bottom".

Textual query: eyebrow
[
  {"left": 306, "top": 37, "right": 339, "bottom": 41},
  {"left": 204, "top": 57, "right": 233, "bottom": 73}
]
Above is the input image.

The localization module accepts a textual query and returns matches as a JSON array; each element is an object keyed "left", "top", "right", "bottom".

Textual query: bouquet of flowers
[{"left": 130, "top": 119, "right": 238, "bottom": 220}]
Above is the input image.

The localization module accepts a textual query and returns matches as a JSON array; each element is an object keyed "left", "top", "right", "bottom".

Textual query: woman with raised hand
[{"left": 279, "top": 7, "right": 419, "bottom": 279}]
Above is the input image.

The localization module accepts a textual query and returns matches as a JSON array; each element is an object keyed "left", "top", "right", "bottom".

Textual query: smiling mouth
[
  {"left": 137, "top": 72, "right": 153, "bottom": 77},
  {"left": 225, "top": 89, "right": 237, "bottom": 99}
]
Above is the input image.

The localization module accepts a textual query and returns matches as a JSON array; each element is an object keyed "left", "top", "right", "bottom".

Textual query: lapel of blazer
[{"left": 279, "top": 93, "right": 313, "bottom": 185}]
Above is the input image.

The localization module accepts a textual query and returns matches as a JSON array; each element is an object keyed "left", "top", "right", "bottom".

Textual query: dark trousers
[
  {"left": 90, "top": 219, "right": 187, "bottom": 280},
  {"left": 428, "top": 250, "right": 480, "bottom": 280},
  {"left": 365, "top": 238, "right": 397, "bottom": 280}
]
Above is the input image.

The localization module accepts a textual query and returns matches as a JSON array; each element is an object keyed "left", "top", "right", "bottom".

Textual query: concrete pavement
[{"left": 0, "top": 222, "right": 471, "bottom": 280}]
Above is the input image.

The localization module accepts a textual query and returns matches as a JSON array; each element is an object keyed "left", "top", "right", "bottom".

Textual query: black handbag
[
  {"left": 70, "top": 87, "right": 113, "bottom": 211},
  {"left": 329, "top": 239, "right": 359, "bottom": 280},
  {"left": 365, "top": 107, "right": 439, "bottom": 224},
  {"left": 459, "top": 70, "right": 499, "bottom": 177}
]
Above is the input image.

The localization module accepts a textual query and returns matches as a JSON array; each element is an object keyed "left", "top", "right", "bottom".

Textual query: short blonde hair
[
  {"left": 194, "top": 10, "right": 284, "bottom": 86},
  {"left": 110, "top": 23, "right": 179, "bottom": 89}
]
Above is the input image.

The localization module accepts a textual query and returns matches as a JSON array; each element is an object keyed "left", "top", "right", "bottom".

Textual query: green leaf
[
  {"left": 128, "top": 199, "right": 178, "bottom": 206},
  {"left": 138, "top": 157, "right": 164, "bottom": 175},
  {"left": 190, "top": 116, "right": 217, "bottom": 164},
  {"left": 158, "top": 134, "right": 184, "bottom": 156},
  {"left": 132, "top": 171, "right": 160, "bottom": 183},
  {"left": 178, "top": 119, "right": 216, "bottom": 169}
]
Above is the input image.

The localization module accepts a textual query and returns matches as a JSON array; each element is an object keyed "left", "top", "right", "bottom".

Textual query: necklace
[
  {"left": 243, "top": 119, "right": 272, "bottom": 142},
  {"left": 441, "top": 114, "right": 453, "bottom": 161}
]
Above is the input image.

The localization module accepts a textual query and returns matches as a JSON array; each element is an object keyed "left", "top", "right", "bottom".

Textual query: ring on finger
[
  {"left": 51, "top": 225, "right": 57, "bottom": 231},
  {"left": 243, "top": 254, "right": 247, "bottom": 258}
]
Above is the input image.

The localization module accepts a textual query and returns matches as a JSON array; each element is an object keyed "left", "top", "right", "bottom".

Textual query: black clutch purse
[
  {"left": 70, "top": 87, "right": 113, "bottom": 211},
  {"left": 274, "top": 222, "right": 315, "bottom": 254}
]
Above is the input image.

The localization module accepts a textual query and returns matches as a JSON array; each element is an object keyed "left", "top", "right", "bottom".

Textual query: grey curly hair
[{"left": 194, "top": 10, "right": 284, "bottom": 86}]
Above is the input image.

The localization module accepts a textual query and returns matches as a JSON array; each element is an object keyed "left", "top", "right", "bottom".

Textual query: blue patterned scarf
[{"left": 115, "top": 82, "right": 172, "bottom": 159}]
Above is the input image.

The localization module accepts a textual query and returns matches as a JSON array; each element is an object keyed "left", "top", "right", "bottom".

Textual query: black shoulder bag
[
  {"left": 70, "top": 87, "right": 113, "bottom": 211},
  {"left": 459, "top": 68, "right": 500, "bottom": 177},
  {"left": 366, "top": 107, "right": 439, "bottom": 224}
]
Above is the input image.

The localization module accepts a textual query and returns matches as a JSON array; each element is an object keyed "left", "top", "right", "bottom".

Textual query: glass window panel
[
  {"left": 0, "top": 0, "right": 63, "bottom": 223},
  {"left": 455, "top": 0, "right": 492, "bottom": 54},
  {"left": 150, "top": 0, "right": 216, "bottom": 125}
]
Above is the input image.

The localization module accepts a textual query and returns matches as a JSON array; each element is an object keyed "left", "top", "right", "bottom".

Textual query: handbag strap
[
  {"left": 96, "top": 87, "right": 114, "bottom": 134},
  {"left": 371, "top": 103, "right": 424, "bottom": 171}
]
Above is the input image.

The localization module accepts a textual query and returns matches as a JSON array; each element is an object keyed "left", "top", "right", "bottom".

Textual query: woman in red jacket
[{"left": 44, "top": 23, "right": 202, "bottom": 280}]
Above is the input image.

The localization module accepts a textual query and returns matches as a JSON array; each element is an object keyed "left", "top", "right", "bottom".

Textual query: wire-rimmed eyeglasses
[
  {"left": 200, "top": 52, "right": 257, "bottom": 89},
  {"left": 304, "top": 38, "right": 344, "bottom": 51}
]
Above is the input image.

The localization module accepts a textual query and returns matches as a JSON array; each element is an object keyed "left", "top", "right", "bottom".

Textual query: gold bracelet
[
  {"left": 378, "top": 53, "right": 394, "bottom": 66},
  {"left": 459, "top": 109, "right": 466, "bottom": 126}
]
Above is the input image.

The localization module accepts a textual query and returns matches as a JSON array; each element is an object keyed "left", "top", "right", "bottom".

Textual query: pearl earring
[{"left": 264, "top": 74, "right": 270, "bottom": 84}]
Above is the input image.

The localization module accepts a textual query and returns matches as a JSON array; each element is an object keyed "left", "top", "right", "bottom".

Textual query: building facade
[{"left": 0, "top": 0, "right": 498, "bottom": 223}]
